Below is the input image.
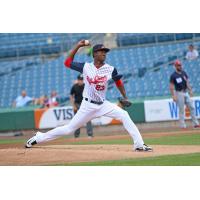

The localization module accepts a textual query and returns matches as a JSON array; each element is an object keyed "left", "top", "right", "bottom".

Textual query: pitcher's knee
[
  {"left": 119, "top": 110, "right": 129, "bottom": 120},
  {"left": 55, "top": 125, "right": 74, "bottom": 135}
]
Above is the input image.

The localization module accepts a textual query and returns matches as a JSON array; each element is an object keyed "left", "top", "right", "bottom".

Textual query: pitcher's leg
[
  {"left": 86, "top": 121, "right": 93, "bottom": 137},
  {"left": 35, "top": 107, "right": 95, "bottom": 143},
  {"left": 185, "top": 93, "right": 199, "bottom": 126},
  {"left": 99, "top": 102, "right": 144, "bottom": 149}
]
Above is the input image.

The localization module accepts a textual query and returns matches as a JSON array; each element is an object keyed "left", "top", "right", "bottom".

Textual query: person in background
[
  {"left": 169, "top": 60, "right": 200, "bottom": 129},
  {"left": 70, "top": 74, "right": 93, "bottom": 138},
  {"left": 12, "top": 90, "right": 34, "bottom": 108},
  {"left": 34, "top": 95, "right": 49, "bottom": 108},
  {"left": 42, "top": 95, "right": 50, "bottom": 107},
  {"left": 185, "top": 44, "right": 199, "bottom": 60},
  {"left": 49, "top": 90, "right": 59, "bottom": 107}
]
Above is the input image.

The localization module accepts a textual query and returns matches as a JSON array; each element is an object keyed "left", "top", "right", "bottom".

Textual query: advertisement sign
[
  {"left": 34, "top": 106, "right": 120, "bottom": 129},
  {"left": 144, "top": 97, "right": 200, "bottom": 122}
]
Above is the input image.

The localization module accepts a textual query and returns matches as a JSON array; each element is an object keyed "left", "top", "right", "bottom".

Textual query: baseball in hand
[{"left": 84, "top": 40, "right": 90, "bottom": 45}]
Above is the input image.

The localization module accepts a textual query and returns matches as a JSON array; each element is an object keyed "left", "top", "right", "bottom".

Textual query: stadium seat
[{"left": 0, "top": 37, "right": 200, "bottom": 107}]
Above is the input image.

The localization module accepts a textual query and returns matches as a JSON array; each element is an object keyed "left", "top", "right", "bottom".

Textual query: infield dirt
[{"left": 0, "top": 129, "right": 200, "bottom": 165}]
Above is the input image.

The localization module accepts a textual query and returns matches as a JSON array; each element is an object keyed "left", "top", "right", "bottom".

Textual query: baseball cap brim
[
  {"left": 93, "top": 47, "right": 110, "bottom": 53},
  {"left": 77, "top": 74, "right": 83, "bottom": 80}
]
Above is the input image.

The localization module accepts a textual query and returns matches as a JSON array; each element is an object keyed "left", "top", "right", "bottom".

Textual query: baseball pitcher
[{"left": 25, "top": 40, "right": 152, "bottom": 152}]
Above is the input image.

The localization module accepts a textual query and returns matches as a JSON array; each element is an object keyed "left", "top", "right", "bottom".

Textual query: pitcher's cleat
[
  {"left": 25, "top": 136, "right": 37, "bottom": 148},
  {"left": 135, "top": 144, "right": 153, "bottom": 152}
]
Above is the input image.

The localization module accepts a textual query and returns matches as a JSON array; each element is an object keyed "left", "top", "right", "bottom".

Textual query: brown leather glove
[{"left": 118, "top": 97, "right": 132, "bottom": 108}]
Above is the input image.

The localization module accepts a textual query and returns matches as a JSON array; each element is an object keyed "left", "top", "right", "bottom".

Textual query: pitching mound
[{"left": 1, "top": 144, "right": 200, "bottom": 165}]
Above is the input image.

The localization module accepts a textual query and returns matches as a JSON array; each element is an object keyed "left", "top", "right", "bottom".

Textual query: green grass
[
  {"left": 145, "top": 134, "right": 200, "bottom": 145},
  {"left": 0, "top": 138, "right": 26, "bottom": 145},
  {"left": 67, "top": 139, "right": 132, "bottom": 145},
  {"left": 66, "top": 133, "right": 200, "bottom": 145},
  {"left": 62, "top": 133, "right": 200, "bottom": 146},
  {"left": 61, "top": 152, "right": 200, "bottom": 166},
  {"left": 64, "top": 133, "right": 200, "bottom": 145},
  {"left": 1, "top": 133, "right": 200, "bottom": 146}
]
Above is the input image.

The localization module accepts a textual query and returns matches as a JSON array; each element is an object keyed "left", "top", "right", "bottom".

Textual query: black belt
[{"left": 84, "top": 98, "right": 103, "bottom": 105}]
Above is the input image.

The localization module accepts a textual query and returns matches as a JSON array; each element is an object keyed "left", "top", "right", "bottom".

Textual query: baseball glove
[{"left": 118, "top": 97, "right": 132, "bottom": 108}]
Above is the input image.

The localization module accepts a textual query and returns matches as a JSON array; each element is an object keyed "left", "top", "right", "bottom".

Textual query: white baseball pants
[{"left": 35, "top": 99, "right": 144, "bottom": 149}]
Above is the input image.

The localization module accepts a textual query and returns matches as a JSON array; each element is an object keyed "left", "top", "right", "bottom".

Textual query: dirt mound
[{"left": 1, "top": 144, "right": 200, "bottom": 165}]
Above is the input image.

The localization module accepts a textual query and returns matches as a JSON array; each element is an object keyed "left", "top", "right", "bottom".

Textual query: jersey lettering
[{"left": 86, "top": 75, "right": 107, "bottom": 85}]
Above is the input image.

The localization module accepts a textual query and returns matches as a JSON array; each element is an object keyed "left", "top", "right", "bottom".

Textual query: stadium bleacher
[
  {"left": 0, "top": 33, "right": 200, "bottom": 108},
  {"left": 0, "top": 33, "right": 93, "bottom": 58},
  {"left": 116, "top": 33, "right": 200, "bottom": 47}
]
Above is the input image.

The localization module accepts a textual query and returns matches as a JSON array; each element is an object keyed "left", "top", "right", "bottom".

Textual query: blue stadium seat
[
  {"left": 1, "top": 39, "right": 200, "bottom": 107},
  {"left": 0, "top": 33, "right": 93, "bottom": 58},
  {"left": 117, "top": 33, "right": 196, "bottom": 47}
]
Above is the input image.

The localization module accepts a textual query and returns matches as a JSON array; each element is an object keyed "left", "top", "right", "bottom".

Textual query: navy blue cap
[
  {"left": 77, "top": 74, "right": 83, "bottom": 80},
  {"left": 93, "top": 44, "right": 110, "bottom": 53}
]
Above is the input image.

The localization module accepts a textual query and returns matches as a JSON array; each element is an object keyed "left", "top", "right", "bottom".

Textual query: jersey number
[{"left": 95, "top": 84, "right": 105, "bottom": 91}]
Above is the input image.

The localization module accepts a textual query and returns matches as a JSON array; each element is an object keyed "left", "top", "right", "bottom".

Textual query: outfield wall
[
  {"left": 144, "top": 97, "right": 200, "bottom": 122},
  {"left": 0, "top": 97, "right": 199, "bottom": 131},
  {"left": 0, "top": 107, "right": 35, "bottom": 131}
]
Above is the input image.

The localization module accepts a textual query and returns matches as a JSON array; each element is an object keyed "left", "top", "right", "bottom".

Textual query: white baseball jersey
[
  {"left": 33, "top": 57, "right": 145, "bottom": 149},
  {"left": 70, "top": 61, "right": 122, "bottom": 102}
]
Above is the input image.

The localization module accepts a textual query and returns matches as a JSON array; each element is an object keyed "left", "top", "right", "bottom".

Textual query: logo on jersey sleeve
[{"left": 86, "top": 75, "right": 107, "bottom": 91}]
